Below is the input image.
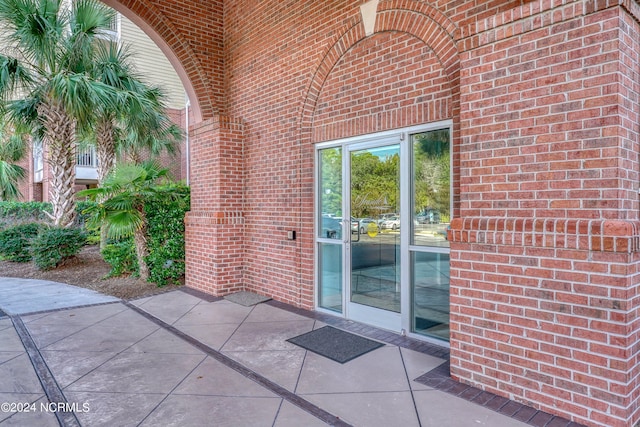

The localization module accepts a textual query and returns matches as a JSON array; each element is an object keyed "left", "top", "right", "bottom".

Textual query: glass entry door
[
  {"left": 316, "top": 123, "right": 452, "bottom": 341},
  {"left": 346, "top": 143, "right": 401, "bottom": 330}
]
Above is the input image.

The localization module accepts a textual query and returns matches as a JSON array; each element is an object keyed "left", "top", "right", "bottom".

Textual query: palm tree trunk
[
  {"left": 133, "top": 227, "right": 150, "bottom": 281},
  {"left": 96, "top": 118, "right": 116, "bottom": 249},
  {"left": 96, "top": 119, "right": 116, "bottom": 184},
  {"left": 133, "top": 206, "right": 149, "bottom": 281},
  {"left": 38, "top": 102, "right": 77, "bottom": 228}
]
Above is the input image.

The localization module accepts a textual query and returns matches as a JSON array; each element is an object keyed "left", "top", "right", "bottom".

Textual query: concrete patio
[{"left": 0, "top": 278, "right": 582, "bottom": 426}]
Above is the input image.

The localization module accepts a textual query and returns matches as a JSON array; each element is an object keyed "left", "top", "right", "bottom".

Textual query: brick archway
[
  {"left": 299, "top": 0, "right": 460, "bottom": 143},
  {"left": 296, "top": 2, "right": 462, "bottom": 307},
  {"left": 101, "top": 0, "right": 225, "bottom": 122}
]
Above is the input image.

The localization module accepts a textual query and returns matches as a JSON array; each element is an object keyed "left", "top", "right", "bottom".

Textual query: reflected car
[
  {"left": 380, "top": 216, "right": 400, "bottom": 230},
  {"left": 322, "top": 217, "right": 342, "bottom": 239},
  {"left": 350, "top": 217, "right": 359, "bottom": 234},
  {"left": 417, "top": 209, "right": 441, "bottom": 224},
  {"left": 358, "top": 218, "right": 378, "bottom": 234}
]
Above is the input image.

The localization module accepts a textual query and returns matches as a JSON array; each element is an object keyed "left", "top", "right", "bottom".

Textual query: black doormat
[{"left": 287, "top": 326, "right": 384, "bottom": 364}]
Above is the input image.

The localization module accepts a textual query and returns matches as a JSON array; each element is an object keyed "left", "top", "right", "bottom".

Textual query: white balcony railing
[
  {"left": 76, "top": 146, "right": 98, "bottom": 181},
  {"left": 76, "top": 146, "right": 97, "bottom": 167},
  {"left": 32, "top": 143, "right": 98, "bottom": 182}
]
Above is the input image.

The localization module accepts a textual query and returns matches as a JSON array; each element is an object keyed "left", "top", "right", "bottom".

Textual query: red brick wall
[
  {"left": 312, "top": 31, "right": 452, "bottom": 141},
  {"left": 222, "top": 0, "right": 465, "bottom": 308},
  {"left": 104, "top": 0, "right": 225, "bottom": 120},
  {"left": 184, "top": 116, "right": 245, "bottom": 295},
  {"left": 114, "top": 1, "right": 640, "bottom": 426},
  {"left": 451, "top": 2, "right": 640, "bottom": 426},
  {"left": 14, "top": 147, "right": 32, "bottom": 202}
]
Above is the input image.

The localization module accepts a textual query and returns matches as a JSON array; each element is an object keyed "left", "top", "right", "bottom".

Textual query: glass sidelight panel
[
  {"left": 318, "top": 243, "right": 342, "bottom": 312},
  {"left": 318, "top": 147, "right": 343, "bottom": 239},
  {"left": 410, "top": 128, "right": 451, "bottom": 340},
  {"left": 411, "top": 129, "right": 450, "bottom": 248},
  {"left": 350, "top": 145, "right": 401, "bottom": 313},
  {"left": 318, "top": 147, "right": 343, "bottom": 312},
  {"left": 411, "top": 251, "right": 450, "bottom": 339}
]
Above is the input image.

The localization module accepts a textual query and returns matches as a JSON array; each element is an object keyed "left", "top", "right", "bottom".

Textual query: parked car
[
  {"left": 377, "top": 213, "right": 398, "bottom": 225},
  {"left": 380, "top": 216, "right": 400, "bottom": 230},
  {"left": 322, "top": 217, "right": 342, "bottom": 239},
  {"left": 358, "top": 218, "right": 378, "bottom": 234},
  {"left": 417, "top": 209, "right": 440, "bottom": 224}
]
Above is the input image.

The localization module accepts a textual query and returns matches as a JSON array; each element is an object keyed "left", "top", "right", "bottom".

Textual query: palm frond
[
  {"left": 0, "top": 160, "right": 25, "bottom": 200},
  {"left": 0, "top": 54, "right": 34, "bottom": 100},
  {"left": 103, "top": 210, "right": 143, "bottom": 240}
]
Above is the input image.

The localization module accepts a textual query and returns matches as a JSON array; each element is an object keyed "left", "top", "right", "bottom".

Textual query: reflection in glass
[
  {"left": 411, "top": 129, "right": 450, "bottom": 248},
  {"left": 319, "top": 147, "right": 342, "bottom": 239},
  {"left": 350, "top": 145, "right": 401, "bottom": 313},
  {"left": 318, "top": 243, "right": 342, "bottom": 312},
  {"left": 412, "top": 252, "right": 449, "bottom": 340}
]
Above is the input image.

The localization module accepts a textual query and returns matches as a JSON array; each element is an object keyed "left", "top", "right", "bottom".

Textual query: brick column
[
  {"left": 450, "top": 3, "right": 640, "bottom": 427},
  {"left": 184, "top": 116, "right": 245, "bottom": 295}
]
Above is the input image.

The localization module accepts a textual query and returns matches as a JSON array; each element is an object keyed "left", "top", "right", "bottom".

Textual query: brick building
[{"left": 64, "top": 0, "right": 640, "bottom": 425}]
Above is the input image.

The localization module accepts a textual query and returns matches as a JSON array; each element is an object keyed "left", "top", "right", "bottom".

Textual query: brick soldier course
[{"left": 39, "top": 1, "right": 640, "bottom": 426}]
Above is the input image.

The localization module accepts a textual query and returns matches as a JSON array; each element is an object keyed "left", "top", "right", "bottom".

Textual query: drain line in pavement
[
  {"left": 10, "top": 315, "right": 81, "bottom": 427},
  {"left": 124, "top": 301, "right": 352, "bottom": 427}
]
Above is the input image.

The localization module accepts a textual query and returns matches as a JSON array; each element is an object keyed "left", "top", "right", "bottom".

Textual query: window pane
[
  {"left": 318, "top": 243, "right": 342, "bottom": 312},
  {"left": 412, "top": 251, "right": 449, "bottom": 340},
  {"left": 319, "top": 147, "right": 342, "bottom": 240},
  {"left": 411, "top": 129, "right": 450, "bottom": 248}
]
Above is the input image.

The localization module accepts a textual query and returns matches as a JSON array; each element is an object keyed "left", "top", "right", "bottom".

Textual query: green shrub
[
  {"left": 144, "top": 183, "right": 189, "bottom": 286},
  {"left": 101, "top": 239, "right": 138, "bottom": 277},
  {"left": 0, "top": 201, "right": 98, "bottom": 233},
  {"left": 0, "top": 201, "right": 51, "bottom": 221},
  {"left": 31, "top": 228, "right": 87, "bottom": 270},
  {"left": 0, "top": 223, "right": 43, "bottom": 262}
]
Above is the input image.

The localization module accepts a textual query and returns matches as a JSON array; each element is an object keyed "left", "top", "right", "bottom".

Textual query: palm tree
[
  {"left": 0, "top": 118, "right": 26, "bottom": 200},
  {"left": 77, "top": 161, "right": 170, "bottom": 281},
  {"left": 86, "top": 41, "right": 181, "bottom": 185},
  {"left": 0, "top": 0, "right": 118, "bottom": 227},
  {"left": 81, "top": 41, "right": 182, "bottom": 249}
]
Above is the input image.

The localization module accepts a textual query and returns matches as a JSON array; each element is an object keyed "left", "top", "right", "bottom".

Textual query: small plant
[
  {"left": 31, "top": 228, "right": 87, "bottom": 270},
  {"left": 101, "top": 239, "right": 138, "bottom": 277},
  {"left": 0, "top": 223, "right": 42, "bottom": 262}
]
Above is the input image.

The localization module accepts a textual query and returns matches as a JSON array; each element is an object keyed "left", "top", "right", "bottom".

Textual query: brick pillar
[
  {"left": 450, "top": 4, "right": 640, "bottom": 427},
  {"left": 184, "top": 115, "right": 245, "bottom": 295}
]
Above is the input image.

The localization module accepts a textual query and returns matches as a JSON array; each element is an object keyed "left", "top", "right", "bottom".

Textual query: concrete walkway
[
  {"left": 0, "top": 278, "right": 118, "bottom": 315},
  {"left": 0, "top": 278, "right": 583, "bottom": 426}
]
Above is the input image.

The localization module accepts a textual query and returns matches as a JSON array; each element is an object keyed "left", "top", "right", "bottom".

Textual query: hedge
[
  {"left": 99, "top": 183, "right": 190, "bottom": 285},
  {"left": 0, "top": 201, "right": 97, "bottom": 229},
  {"left": 0, "top": 223, "right": 43, "bottom": 262},
  {"left": 144, "top": 183, "right": 190, "bottom": 286}
]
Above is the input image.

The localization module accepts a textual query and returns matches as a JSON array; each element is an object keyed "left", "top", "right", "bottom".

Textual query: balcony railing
[
  {"left": 76, "top": 146, "right": 97, "bottom": 167},
  {"left": 76, "top": 146, "right": 98, "bottom": 181},
  {"left": 32, "top": 144, "right": 99, "bottom": 182}
]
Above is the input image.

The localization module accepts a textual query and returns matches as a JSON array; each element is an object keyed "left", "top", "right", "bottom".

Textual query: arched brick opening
[
  {"left": 297, "top": 1, "right": 461, "bottom": 306},
  {"left": 101, "top": 0, "right": 225, "bottom": 122}
]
